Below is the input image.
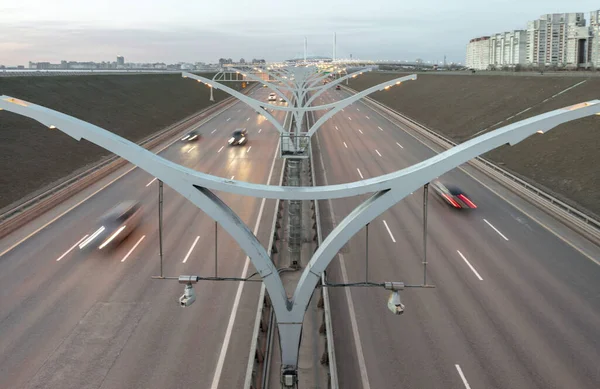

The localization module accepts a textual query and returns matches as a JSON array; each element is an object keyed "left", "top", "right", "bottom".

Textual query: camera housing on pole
[{"left": 179, "top": 275, "right": 200, "bottom": 307}]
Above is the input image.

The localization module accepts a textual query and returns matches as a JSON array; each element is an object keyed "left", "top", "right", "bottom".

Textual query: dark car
[
  {"left": 228, "top": 128, "right": 248, "bottom": 146},
  {"left": 335, "top": 85, "right": 341, "bottom": 90},
  {"left": 181, "top": 130, "right": 201, "bottom": 142},
  {"left": 79, "top": 201, "right": 143, "bottom": 251},
  {"left": 431, "top": 180, "right": 477, "bottom": 209}
]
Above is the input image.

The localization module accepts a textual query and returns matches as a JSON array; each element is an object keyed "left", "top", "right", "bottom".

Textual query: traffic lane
[
  {"left": 314, "top": 104, "right": 600, "bottom": 384},
  {"left": 0, "top": 113, "right": 244, "bottom": 319},
  {"left": 0, "top": 139, "right": 265, "bottom": 388},
  {"left": 0, "top": 114, "right": 282, "bottom": 384}
]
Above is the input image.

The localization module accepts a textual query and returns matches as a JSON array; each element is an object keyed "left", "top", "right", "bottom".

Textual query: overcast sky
[{"left": 1, "top": 0, "right": 599, "bottom": 66}]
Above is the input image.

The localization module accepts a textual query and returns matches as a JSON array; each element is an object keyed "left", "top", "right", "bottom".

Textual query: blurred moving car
[
  {"left": 335, "top": 85, "right": 341, "bottom": 90},
  {"left": 228, "top": 128, "right": 248, "bottom": 146},
  {"left": 79, "top": 201, "right": 143, "bottom": 251},
  {"left": 268, "top": 93, "right": 277, "bottom": 101},
  {"left": 431, "top": 180, "right": 477, "bottom": 209},
  {"left": 181, "top": 130, "right": 201, "bottom": 142},
  {"left": 279, "top": 97, "right": 285, "bottom": 102}
]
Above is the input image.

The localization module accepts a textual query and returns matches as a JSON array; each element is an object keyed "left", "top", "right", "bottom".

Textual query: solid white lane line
[
  {"left": 56, "top": 235, "right": 89, "bottom": 261},
  {"left": 246, "top": 146, "right": 252, "bottom": 153},
  {"left": 382, "top": 220, "right": 396, "bottom": 243},
  {"left": 182, "top": 236, "right": 200, "bottom": 263},
  {"left": 366, "top": 115, "right": 370, "bottom": 119},
  {"left": 335, "top": 126, "right": 339, "bottom": 131},
  {"left": 230, "top": 175, "right": 235, "bottom": 180},
  {"left": 483, "top": 219, "right": 509, "bottom": 241},
  {"left": 210, "top": 143, "right": 280, "bottom": 389},
  {"left": 457, "top": 250, "right": 483, "bottom": 281},
  {"left": 227, "top": 117, "right": 231, "bottom": 121},
  {"left": 358, "top": 129, "right": 363, "bottom": 134},
  {"left": 348, "top": 117, "right": 352, "bottom": 121},
  {"left": 246, "top": 117, "right": 250, "bottom": 121},
  {"left": 145, "top": 177, "right": 158, "bottom": 187},
  {"left": 343, "top": 142, "right": 348, "bottom": 148},
  {"left": 121, "top": 235, "right": 146, "bottom": 262},
  {"left": 187, "top": 146, "right": 196, "bottom": 153},
  {"left": 375, "top": 149, "right": 382, "bottom": 157},
  {"left": 218, "top": 146, "right": 224, "bottom": 153},
  {"left": 357, "top": 168, "right": 364, "bottom": 179},
  {"left": 317, "top": 132, "right": 371, "bottom": 389},
  {"left": 455, "top": 365, "right": 472, "bottom": 389},
  {"left": 396, "top": 142, "right": 404, "bottom": 149},
  {"left": 258, "top": 128, "right": 262, "bottom": 133},
  {"left": 357, "top": 108, "right": 360, "bottom": 111},
  {"left": 378, "top": 126, "right": 384, "bottom": 131},
  {"left": 211, "top": 129, "right": 217, "bottom": 134}
]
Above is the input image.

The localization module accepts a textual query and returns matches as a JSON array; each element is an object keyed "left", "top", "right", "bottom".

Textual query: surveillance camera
[
  {"left": 387, "top": 290, "right": 405, "bottom": 315},
  {"left": 179, "top": 284, "right": 196, "bottom": 307}
]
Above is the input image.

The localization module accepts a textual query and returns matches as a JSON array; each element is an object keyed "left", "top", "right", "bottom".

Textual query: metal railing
[{"left": 343, "top": 85, "right": 600, "bottom": 239}]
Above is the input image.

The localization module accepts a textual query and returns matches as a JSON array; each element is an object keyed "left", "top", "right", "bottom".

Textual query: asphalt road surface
[
  {"left": 312, "top": 88, "right": 600, "bottom": 389},
  {"left": 0, "top": 87, "right": 286, "bottom": 389}
]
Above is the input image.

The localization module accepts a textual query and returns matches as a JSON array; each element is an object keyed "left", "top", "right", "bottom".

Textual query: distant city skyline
[{"left": 2, "top": 1, "right": 600, "bottom": 66}]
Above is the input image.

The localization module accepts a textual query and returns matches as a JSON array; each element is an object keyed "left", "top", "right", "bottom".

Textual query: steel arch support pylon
[
  {"left": 304, "top": 68, "right": 373, "bottom": 105},
  {"left": 228, "top": 67, "right": 295, "bottom": 105},
  {"left": 181, "top": 72, "right": 288, "bottom": 135},
  {"left": 306, "top": 74, "right": 418, "bottom": 136}
]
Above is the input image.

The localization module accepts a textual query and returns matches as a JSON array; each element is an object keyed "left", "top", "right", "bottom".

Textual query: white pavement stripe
[
  {"left": 182, "top": 236, "right": 200, "bottom": 263},
  {"left": 317, "top": 131, "right": 371, "bottom": 389},
  {"left": 455, "top": 365, "right": 472, "bottom": 389},
  {"left": 396, "top": 142, "right": 404, "bottom": 149},
  {"left": 227, "top": 117, "right": 231, "bottom": 121},
  {"left": 348, "top": 117, "right": 352, "bottom": 121},
  {"left": 121, "top": 235, "right": 146, "bottom": 262},
  {"left": 343, "top": 142, "right": 348, "bottom": 148},
  {"left": 246, "top": 117, "right": 250, "bottom": 121},
  {"left": 382, "top": 220, "right": 396, "bottom": 243},
  {"left": 187, "top": 146, "right": 196, "bottom": 153},
  {"left": 483, "top": 219, "right": 509, "bottom": 241},
  {"left": 145, "top": 177, "right": 158, "bottom": 187},
  {"left": 358, "top": 129, "right": 363, "bottom": 134},
  {"left": 246, "top": 146, "right": 252, "bottom": 153},
  {"left": 56, "top": 235, "right": 89, "bottom": 261},
  {"left": 378, "top": 126, "right": 384, "bottom": 131},
  {"left": 366, "top": 115, "right": 370, "bottom": 119},
  {"left": 231, "top": 175, "right": 235, "bottom": 180},
  {"left": 342, "top": 108, "right": 345, "bottom": 112},
  {"left": 375, "top": 149, "right": 382, "bottom": 157},
  {"left": 457, "top": 250, "right": 483, "bottom": 280},
  {"left": 218, "top": 146, "right": 224, "bottom": 153},
  {"left": 357, "top": 168, "right": 364, "bottom": 179},
  {"left": 258, "top": 128, "right": 262, "bottom": 133},
  {"left": 357, "top": 108, "right": 360, "bottom": 111},
  {"left": 335, "top": 126, "right": 339, "bottom": 131},
  {"left": 210, "top": 143, "right": 280, "bottom": 389},
  {"left": 211, "top": 129, "right": 217, "bottom": 134}
]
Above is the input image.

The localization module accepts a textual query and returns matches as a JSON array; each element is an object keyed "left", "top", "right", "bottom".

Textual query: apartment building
[
  {"left": 591, "top": 10, "right": 600, "bottom": 67},
  {"left": 466, "top": 36, "right": 491, "bottom": 70},
  {"left": 490, "top": 30, "right": 527, "bottom": 67}
]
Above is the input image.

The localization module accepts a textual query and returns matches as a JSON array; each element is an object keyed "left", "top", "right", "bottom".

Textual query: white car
[{"left": 268, "top": 93, "right": 277, "bottom": 101}]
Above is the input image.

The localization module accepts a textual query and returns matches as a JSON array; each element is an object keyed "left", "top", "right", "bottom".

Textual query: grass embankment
[
  {"left": 348, "top": 73, "right": 600, "bottom": 216},
  {"left": 0, "top": 74, "right": 243, "bottom": 209}
]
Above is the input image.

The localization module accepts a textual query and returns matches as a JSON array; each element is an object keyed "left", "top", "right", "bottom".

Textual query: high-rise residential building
[
  {"left": 466, "top": 36, "right": 491, "bottom": 70},
  {"left": 526, "top": 13, "right": 585, "bottom": 66},
  {"left": 490, "top": 30, "right": 527, "bottom": 67},
  {"left": 590, "top": 10, "right": 600, "bottom": 67},
  {"left": 117, "top": 56, "right": 125, "bottom": 66}
]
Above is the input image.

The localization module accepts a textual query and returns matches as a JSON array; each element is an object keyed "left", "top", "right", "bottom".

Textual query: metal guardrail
[
  {"left": 0, "top": 84, "right": 258, "bottom": 239},
  {"left": 343, "top": 85, "right": 600, "bottom": 239}
]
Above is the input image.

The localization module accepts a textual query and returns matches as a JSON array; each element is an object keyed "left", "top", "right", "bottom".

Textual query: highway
[
  {"left": 312, "top": 88, "right": 600, "bottom": 388},
  {"left": 0, "top": 87, "right": 285, "bottom": 389}
]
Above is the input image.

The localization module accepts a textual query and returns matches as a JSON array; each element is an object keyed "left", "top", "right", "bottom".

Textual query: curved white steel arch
[
  {"left": 181, "top": 73, "right": 288, "bottom": 135},
  {"left": 3, "top": 95, "right": 599, "bottom": 368},
  {"left": 304, "top": 68, "right": 373, "bottom": 105},
  {"left": 228, "top": 67, "right": 295, "bottom": 105}
]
